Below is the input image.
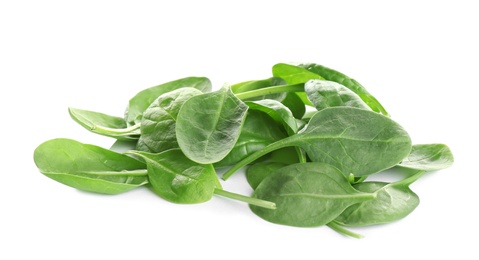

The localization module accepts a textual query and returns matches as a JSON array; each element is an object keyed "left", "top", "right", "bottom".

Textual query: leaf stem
[
  {"left": 392, "top": 170, "right": 427, "bottom": 187},
  {"left": 92, "top": 123, "right": 141, "bottom": 135},
  {"left": 214, "top": 188, "right": 276, "bottom": 210},
  {"left": 235, "top": 83, "right": 304, "bottom": 100},
  {"left": 221, "top": 137, "right": 294, "bottom": 180},
  {"left": 327, "top": 221, "right": 363, "bottom": 239}
]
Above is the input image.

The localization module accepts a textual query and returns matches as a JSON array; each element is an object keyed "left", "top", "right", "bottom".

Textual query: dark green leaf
[
  {"left": 246, "top": 161, "right": 287, "bottom": 190},
  {"left": 305, "top": 80, "right": 371, "bottom": 111}
]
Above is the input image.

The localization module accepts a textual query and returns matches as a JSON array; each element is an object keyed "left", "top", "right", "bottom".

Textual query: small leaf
[
  {"left": 304, "top": 80, "right": 371, "bottom": 111},
  {"left": 396, "top": 144, "right": 454, "bottom": 171},
  {"left": 129, "top": 149, "right": 217, "bottom": 204}
]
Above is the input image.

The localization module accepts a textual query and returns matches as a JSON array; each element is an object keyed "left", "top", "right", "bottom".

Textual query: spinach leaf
[
  {"left": 128, "top": 149, "right": 276, "bottom": 209},
  {"left": 136, "top": 87, "right": 203, "bottom": 153},
  {"left": 272, "top": 63, "right": 324, "bottom": 84},
  {"left": 280, "top": 92, "right": 306, "bottom": 119},
  {"left": 246, "top": 161, "right": 287, "bottom": 190},
  {"left": 129, "top": 149, "right": 218, "bottom": 204},
  {"left": 245, "top": 99, "right": 298, "bottom": 136},
  {"left": 250, "top": 163, "right": 375, "bottom": 227},
  {"left": 222, "top": 107, "right": 412, "bottom": 180},
  {"left": 69, "top": 107, "right": 140, "bottom": 140},
  {"left": 305, "top": 80, "right": 371, "bottom": 111},
  {"left": 33, "top": 138, "right": 147, "bottom": 194},
  {"left": 214, "top": 110, "right": 287, "bottom": 168},
  {"left": 125, "top": 77, "right": 212, "bottom": 126},
  {"left": 298, "top": 63, "right": 388, "bottom": 115},
  {"left": 176, "top": 86, "right": 248, "bottom": 164},
  {"left": 396, "top": 144, "right": 454, "bottom": 171},
  {"left": 334, "top": 170, "right": 427, "bottom": 226}
]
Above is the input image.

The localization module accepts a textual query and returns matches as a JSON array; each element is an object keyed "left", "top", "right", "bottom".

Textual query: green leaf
[
  {"left": 176, "top": 86, "right": 249, "bottom": 164},
  {"left": 33, "top": 138, "right": 147, "bottom": 194},
  {"left": 245, "top": 99, "right": 298, "bottom": 136},
  {"left": 251, "top": 163, "right": 375, "bottom": 227},
  {"left": 214, "top": 110, "right": 287, "bottom": 168},
  {"left": 304, "top": 80, "right": 371, "bottom": 111},
  {"left": 396, "top": 144, "right": 454, "bottom": 171},
  {"left": 136, "top": 87, "right": 203, "bottom": 153},
  {"left": 246, "top": 161, "right": 287, "bottom": 190},
  {"left": 280, "top": 92, "right": 306, "bottom": 119},
  {"left": 298, "top": 63, "right": 388, "bottom": 116},
  {"left": 129, "top": 149, "right": 218, "bottom": 204},
  {"left": 272, "top": 63, "right": 324, "bottom": 84},
  {"left": 68, "top": 107, "right": 140, "bottom": 140},
  {"left": 125, "top": 77, "right": 212, "bottom": 126},
  {"left": 222, "top": 107, "right": 412, "bottom": 180}
]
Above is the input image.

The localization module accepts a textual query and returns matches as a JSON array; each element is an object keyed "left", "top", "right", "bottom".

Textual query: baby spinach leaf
[
  {"left": 222, "top": 107, "right": 412, "bottom": 180},
  {"left": 298, "top": 63, "right": 388, "bottom": 116},
  {"left": 136, "top": 87, "right": 203, "bottom": 153},
  {"left": 250, "top": 163, "right": 375, "bottom": 227},
  {"left": 305, "top": 80, "right": 371, "bottom": 111},
  {"left": 214, "top": 110, "right": 287, "bottom": 168},
  {"left": 334, "top": 170, "right": 428, "bottom": 226},
  {"left": 231, "top": 77, "right": 286, "bottom": 95},
  {"left": 396, "top": 144, "right": 454, "bottom": 171},
  {"left": 176, "top": 86, "right": 248, "bottom": 164},
  {"left": 69, "top": 107, "right": 140, "bottom": 140},
  {"left": 245, "top": 99, "right": 298, "bottom": 136},
  {"left": 246, "top": 161, "right": 287, "bottom": 190},
  {"left": 280, "top": 92, "right": 306, "bottom": 119},
  {"left": 129, "top": 149, "right": 218, "bottom": 204},
  {"left": 125, "top": 77, "right": 212, "bottom": 126},
  {"left": 33, "top": 138, "right": 147, "bottom": 194},
  {"left": 272, "top": 63, "right": 324, "bottom": 84}
]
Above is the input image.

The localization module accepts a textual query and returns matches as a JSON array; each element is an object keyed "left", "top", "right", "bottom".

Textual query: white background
[{"left": 1, "top": 0, "right": 477, "bottom": 259}]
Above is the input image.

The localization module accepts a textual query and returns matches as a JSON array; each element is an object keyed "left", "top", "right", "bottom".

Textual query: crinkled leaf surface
[
  {"left": 136, "top": 87, "right": 203, "bottom": 153},
  {"left": 125, "top": 77, "right": 211, "bottom": 126},
  {"left": 305, "top": 79, "right": 371, "bottom": 111},
  {"left": 176, "top": 87, "right": 248, "bottom": 164}
]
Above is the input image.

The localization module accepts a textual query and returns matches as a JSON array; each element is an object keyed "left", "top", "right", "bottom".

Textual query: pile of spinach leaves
[{"left": 33, "top": 62, "right": 453, "bottom": 238}]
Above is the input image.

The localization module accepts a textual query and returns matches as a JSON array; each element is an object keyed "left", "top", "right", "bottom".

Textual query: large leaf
[
  {"left": 176, "top": 86, "right": 248, "bottom": 164},
  {"left": 33, "top": 138, "right": 147, "bottom": 194},
  {"left": 251, "top": 163, "right": 375, "bottom": 227},
  {"left": 125, "top": 77, "right": 211, "bottom": 126},
  {"left": 222, "top": 107, "right": 412, "bottom": 180}
]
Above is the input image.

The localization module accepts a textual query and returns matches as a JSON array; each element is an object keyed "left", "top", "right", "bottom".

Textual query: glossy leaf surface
[
  {"left": 251, "top": 163, "right": 375, "bottom": 227},
  {"left": 33, "top": 138, "right": 147, "bottom": 194},
  {"left": 130, "top": 149, "right": 217, "bottom": 204},
  {"left": 69, "top": 107, "right": 140, "bottom": 140},
  {"left": 397, "top": 144, "right": 454, "bottom": 171}
]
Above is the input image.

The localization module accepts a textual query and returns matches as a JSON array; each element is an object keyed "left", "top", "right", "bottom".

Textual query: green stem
[
  {"left": 214, "top": 188, "right": 276, "bottom": 210},
  {"left": 296, "top": 147, "right": 307, "bottom": 163},
  {"left": 235, "top": 83, "right": 304, "bottom": 100},
  {"left": 392, "top": 170, "right": 427, "bottom": 187},
  {"left": 92, "top": 123, "right": 141, "bottom": 135},
  {"left": 222, "top": 137, "right": 294, "bottom": 180},
  {"left": 327, "top": 221, "right": 363, "bottom": 239}
]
